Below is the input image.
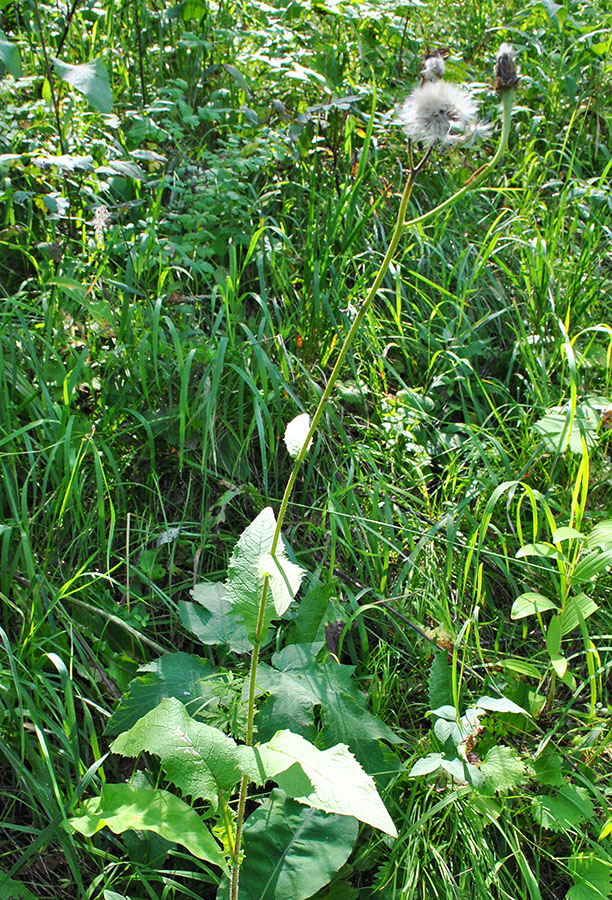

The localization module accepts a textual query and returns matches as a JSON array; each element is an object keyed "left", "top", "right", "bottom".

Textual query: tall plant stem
[{"left": 229, "top": 86, "right": 515, "bottom": 900}]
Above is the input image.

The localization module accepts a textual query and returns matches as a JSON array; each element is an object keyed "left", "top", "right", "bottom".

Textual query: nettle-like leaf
[
  {"left": 111, "top": 698, "right": 262, "bottom": 810},
  {"left": 481, "top": 746, "right": 526, "bottom": 794},
  {"left": 216, "top": 789, "right": 358, "bottom": 900},
  {"left": 567, "top": 854, "right": 612, "bottom": 900},
  {"left": 531, "top": 785, "right": 594, "bottom": 832},
  {"left": 254, "top": 648, "right": 401, "bottom": 774},
  {"left": 69, "top": 783, "right": 227, "bottom": 870},
  {"left": 106, "top": 652, "right": 217, "bottom": 734},
  {"left": 182, "top": 582, "right": 252, "bottom": 653},
  {"left": 257, "top": 730, "right": 398, "bottom": 838},
  {"left": 225, "top": 508, "right": 304, "bottom": 643},
  {"left": 52, "top": 57, "right": 113, "bottom": 113}
]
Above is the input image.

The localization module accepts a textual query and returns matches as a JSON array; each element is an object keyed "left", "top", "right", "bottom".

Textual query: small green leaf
[
  {"left": 498, "top": 658, "right": 541, "bottom": 678},
  {"left": 533, "top": 747, "right": 564, "bottom": 787},
  {"left": 69, "top": 783, "right": 227, "bottom": 870},
  {"left": 511, "top": 592, "right": 559, "bottom": 620},
  {"left": 546, "top": 615, "right": 562, "bottom": 660},
  {"left": 481, "top": 746, "right": 526, "bottom": 794},
  {"left": 428, "top": 649, "right": 454, "bottom": 711},
  {"left": 571, "top": 551, "right": 612, "bottom": 584},
  {"left": 257, "top": 730, "right": 397, "bottom": 837},
  {"left": 552, "top": 526, "right": 584, "bottom": 544},
  {"left": 475, "top": 696, "right": 528, "bottom": 716},
  {"left": 408, "top": 753, "right": 444, "bottom": 777},
  {"left": 52, "top": 57, "right": 113, "bottom": 113},
  {"left": 516, "top": 543, "right": 562, "bottom": 560},
  {"left": 216, "top": 789, "right": 358, "bottom": 900}
]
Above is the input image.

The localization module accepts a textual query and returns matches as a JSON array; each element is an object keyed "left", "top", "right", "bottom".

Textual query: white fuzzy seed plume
[
  {"left": 421, "top": 52, "right": 445, "bottom": 83},
  {"left": 397, "top": 80, "right": 478, "bottom": 146},
  {"left": 284, "top": 412, "right": 312, "bottom": 458}
]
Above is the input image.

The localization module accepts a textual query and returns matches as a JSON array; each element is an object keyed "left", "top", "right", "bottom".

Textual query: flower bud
[{"left": 495, "top": 43, "right": 518, "bottom": 92}]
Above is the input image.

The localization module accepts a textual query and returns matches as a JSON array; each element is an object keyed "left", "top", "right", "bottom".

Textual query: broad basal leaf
[
  {"left": 216, "top": 789, "right": 358, "bottom": 900},
  {"left": 254, "top": 656, "right": 400, "bottom": 772},
  {"left": 52, "top": 57, "right": 113, "bottom": 113},
  {"left": 106, "top": 652, "right": 216, "bottom": 734},
  {"left": 531, "top": 785, "right": 594, "bottom": 832},
  {"left": 69, "top": 783, "right": 227, "bottom": 870},
  {"left": 111, "top": 698, "right": 261, "bottom": 810},
  {"left": 257, "top": 730, "right": 398, "bottom": 837}
]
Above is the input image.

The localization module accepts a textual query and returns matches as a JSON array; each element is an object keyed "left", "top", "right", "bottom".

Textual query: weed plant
[{"left": 1, "top": 0, "right": 612, "bottom": 898}]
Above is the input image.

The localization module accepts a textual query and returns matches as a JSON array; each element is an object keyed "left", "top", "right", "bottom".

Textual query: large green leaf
[
  {"left": 288, "top": 582, "right": 336, "bottom": 644},
  {"left": 531, "top": 785, "right": 593, "bottom": 832},
  {"left": 106, "top": 652, "right": 216, "bottom": 734},
  {"left": 217, "top": 789, "right": 358, "bottom": 900},
  {"left": 111, "top": 698, "right": 261, "bottom": 810},
  {"left": 567, "top": 854, "right": 612, "bottom": 900},
  {"left": 225, "top": 508, "right": 304, "bottom": 643},
  {"left": 52, "top": 57, "right": 113, "bottom": 113},
  {"left": 0, "top": 30, "right": 22, "bottom": 78},
  {"left": 0, "top": 876, "right": 38, "bottom": 900},
  {"left": 257, "top": 730, "right": 397, "bottom": 837},
  {"left": 254, "top": 653, "right": 400, "bottom": 771},
  {"left": 182, "top": 581, "right": 252, "bottom": 653},
  {"left": 69, "top": 783, "right": 227, "bottom": 870}
]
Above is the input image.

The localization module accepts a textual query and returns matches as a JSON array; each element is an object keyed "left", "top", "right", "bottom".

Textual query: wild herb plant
[{"left": 66, "top": 47, "right": 520, "bottom": 900}]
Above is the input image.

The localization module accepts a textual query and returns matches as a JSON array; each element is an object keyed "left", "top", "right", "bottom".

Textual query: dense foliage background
[{"left": 1, "top": 0, "right": 611, "bottom": 897}]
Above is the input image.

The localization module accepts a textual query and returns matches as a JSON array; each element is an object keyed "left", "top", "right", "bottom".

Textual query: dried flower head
[
  {"left": 397, "top": 80, "right": 478, "bottom": 146},
  {"left": 421, "top": 52, "right": 445, "bottom": 83},
  {"left": 495, "top": 43, "right": 518, "bottom": 92}
]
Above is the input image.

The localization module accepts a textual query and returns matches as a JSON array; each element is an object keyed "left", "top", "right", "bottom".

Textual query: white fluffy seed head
[
  {"left": 396, "top": 80, "right": 478, "bottom": 146},
  {"left": 421, "top": 53, "right": 445, "bottom": 82}
]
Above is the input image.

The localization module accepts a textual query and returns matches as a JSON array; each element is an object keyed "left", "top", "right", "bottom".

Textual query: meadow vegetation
[{"left": 1, "top": 0, "right": 612, "bottom": 898}]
